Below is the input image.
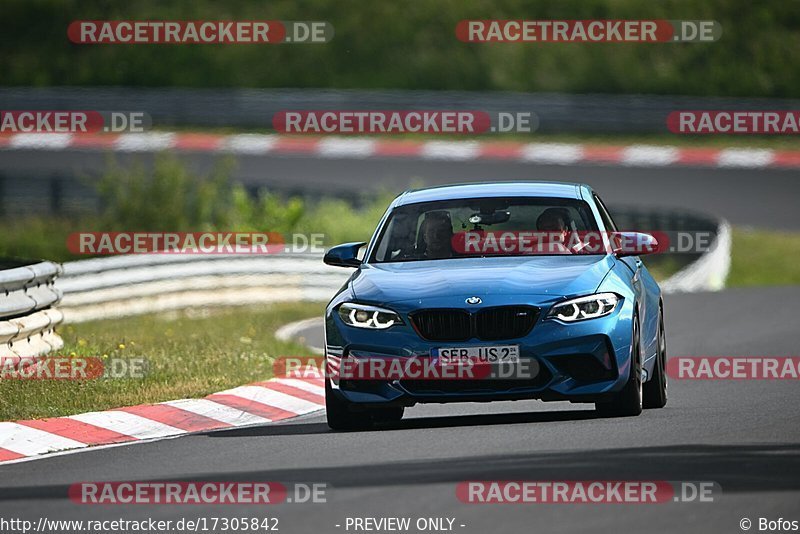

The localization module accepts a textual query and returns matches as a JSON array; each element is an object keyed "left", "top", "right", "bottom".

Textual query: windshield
[{"left": 371, "top": 196, "right": 602, "bottom": 263}]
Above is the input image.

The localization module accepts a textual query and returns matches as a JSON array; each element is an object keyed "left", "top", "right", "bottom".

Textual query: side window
[{"left": 593, "top": 194, "right": 618, "bottom": 232}]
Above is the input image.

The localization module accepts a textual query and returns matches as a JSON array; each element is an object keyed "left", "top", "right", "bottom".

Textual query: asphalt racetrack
[{"left": 0, "top": 286, "right": 798, "bottom": 534}]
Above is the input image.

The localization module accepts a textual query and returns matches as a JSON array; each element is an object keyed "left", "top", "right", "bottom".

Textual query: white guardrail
[
  {"left": 660, "top": 220, "right": 732, "bottom": 293},
  {"left": 0, "top": 261, "right": 63, "bottom": 364},
  {"left": 56, "top": 253, "right": 351, "bottom": 324}
]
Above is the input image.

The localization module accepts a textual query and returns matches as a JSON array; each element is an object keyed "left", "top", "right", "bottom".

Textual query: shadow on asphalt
[
  {"left": 2, "top": 442, "right": 799, "bottom": 501},
  {"left": 207, "top": 408, "right": 601, "bottom": 437}
]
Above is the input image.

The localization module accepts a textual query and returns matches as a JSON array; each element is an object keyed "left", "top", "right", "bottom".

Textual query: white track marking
[
  {"left": 717, "top": 148, "right": 775, "bottom": 168},
  {"left": 317, "top": 138, "right": 376, "bottom": 158},
  {"left": 221, "top": 134, "right": 277, "bottom": 154},
  {"left": 420, "top": 141, "right": 480, "bottom": 160},
  {"left": 9, "top": 133, "right": 74, "bottom": 150},
  {"left": 215, "top": 385, "right": 322, "bottom": 414},
  {"left": 520, "top": 143, "right": 584, "bottom": 164},
  {"left": 113, "top": 132, "right": 176, "bottom": 152},
  {"left": 621, "top": 145, "right": 679, "bottom": 166},
  {"left": 0, "top": 422, "right": 86, "bottom": 456},
  {"left": 271, "top": 378, "right": 326, "bottom": 396},
  {"left": 161, "top": 398, "right": 273, "bottom": 425},
  {"left": 68, "top": 411, "right": 184, "bottom": 440}
]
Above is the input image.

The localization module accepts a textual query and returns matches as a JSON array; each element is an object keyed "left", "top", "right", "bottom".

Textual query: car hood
[{"left": 351, "top": 255, "right": 616, "bottom": 304}]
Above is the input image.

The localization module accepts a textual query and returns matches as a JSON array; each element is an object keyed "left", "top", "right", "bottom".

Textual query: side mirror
[
  {"left": 323, "top": 242, "right": 367, "bottom": 268},
  {"left": 610, "top": 232, "right": 660, "bottom": 257}
]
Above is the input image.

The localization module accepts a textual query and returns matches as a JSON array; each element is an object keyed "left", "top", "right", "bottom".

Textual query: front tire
[
  {"left": 643, "top": 307, "right": 668, "bottom": 409},
  {"left": 596, "top": 313, "right": 643, "bottom": 417},
  {"left": 325, "top": 379, "right": 373, "bottom": 431}
]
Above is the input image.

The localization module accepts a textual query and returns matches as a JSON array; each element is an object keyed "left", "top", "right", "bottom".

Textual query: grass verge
[
  {"left": 642, "top": 255, "right": 686, "bottom": 282},
  {"left": 727, "top": 228, "right": 800, "bottom": 287},
  {"left": 0, "top": 302, "right": 323, "bottom": 421}
]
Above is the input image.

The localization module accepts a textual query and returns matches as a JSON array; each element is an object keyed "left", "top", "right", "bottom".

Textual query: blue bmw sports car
[{"left": 323, "top": 182, "right": 667, "bottom": 429}]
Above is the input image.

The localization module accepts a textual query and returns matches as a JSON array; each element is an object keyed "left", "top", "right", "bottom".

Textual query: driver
[
  {"left": 536, "top": 207, "right": 574, "bottom": 253},
  {"left": 419, "top": 211, "right": 454, "bottom": 259}
]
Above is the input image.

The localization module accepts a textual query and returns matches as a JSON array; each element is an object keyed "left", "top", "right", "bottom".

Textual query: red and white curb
[
  {"left": 0, "top": 372, "right": 324, "bottom": 466},
  {"left": 1, "top": 131, "right": 798, "bottom": 169}
]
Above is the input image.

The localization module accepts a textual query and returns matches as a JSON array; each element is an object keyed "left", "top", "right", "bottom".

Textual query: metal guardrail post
[{"left": 0, "top": 261, "right": 64, "bottom": 363}]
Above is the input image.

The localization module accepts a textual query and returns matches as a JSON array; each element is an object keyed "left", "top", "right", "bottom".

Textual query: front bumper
[{"left": 324, "top": 295, "right": 635, "bottom": 407}]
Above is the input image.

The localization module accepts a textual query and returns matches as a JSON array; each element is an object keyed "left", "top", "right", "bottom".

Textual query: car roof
[{"left": 393, "top": 181, "right": 591, "bottom": 207}]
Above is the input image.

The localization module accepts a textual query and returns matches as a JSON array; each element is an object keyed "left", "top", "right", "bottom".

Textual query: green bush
[
  {"left": 96, "top": 155, "right": 236, "bottom": 231},
  {"left": 0, "top": 216, "right": 85, "bottom": 262},
  {"left": 297, "top": 195, "right": 395, "bottom": 245},
  {"left": 1, "top": 0, "right": 799, "bottom": 97}
]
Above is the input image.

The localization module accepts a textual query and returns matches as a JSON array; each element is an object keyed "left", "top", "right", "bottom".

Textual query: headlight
[
  {"left": 337, "top": 303, "right": 404, "bottom": 329},
  {"left": 547, "top": 293, "right": 620, "bottom": 322}
]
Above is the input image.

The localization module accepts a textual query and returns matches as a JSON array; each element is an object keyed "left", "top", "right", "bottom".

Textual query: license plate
[{"left": 434, "top": 345, "right": 520, "bottom": 365}]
